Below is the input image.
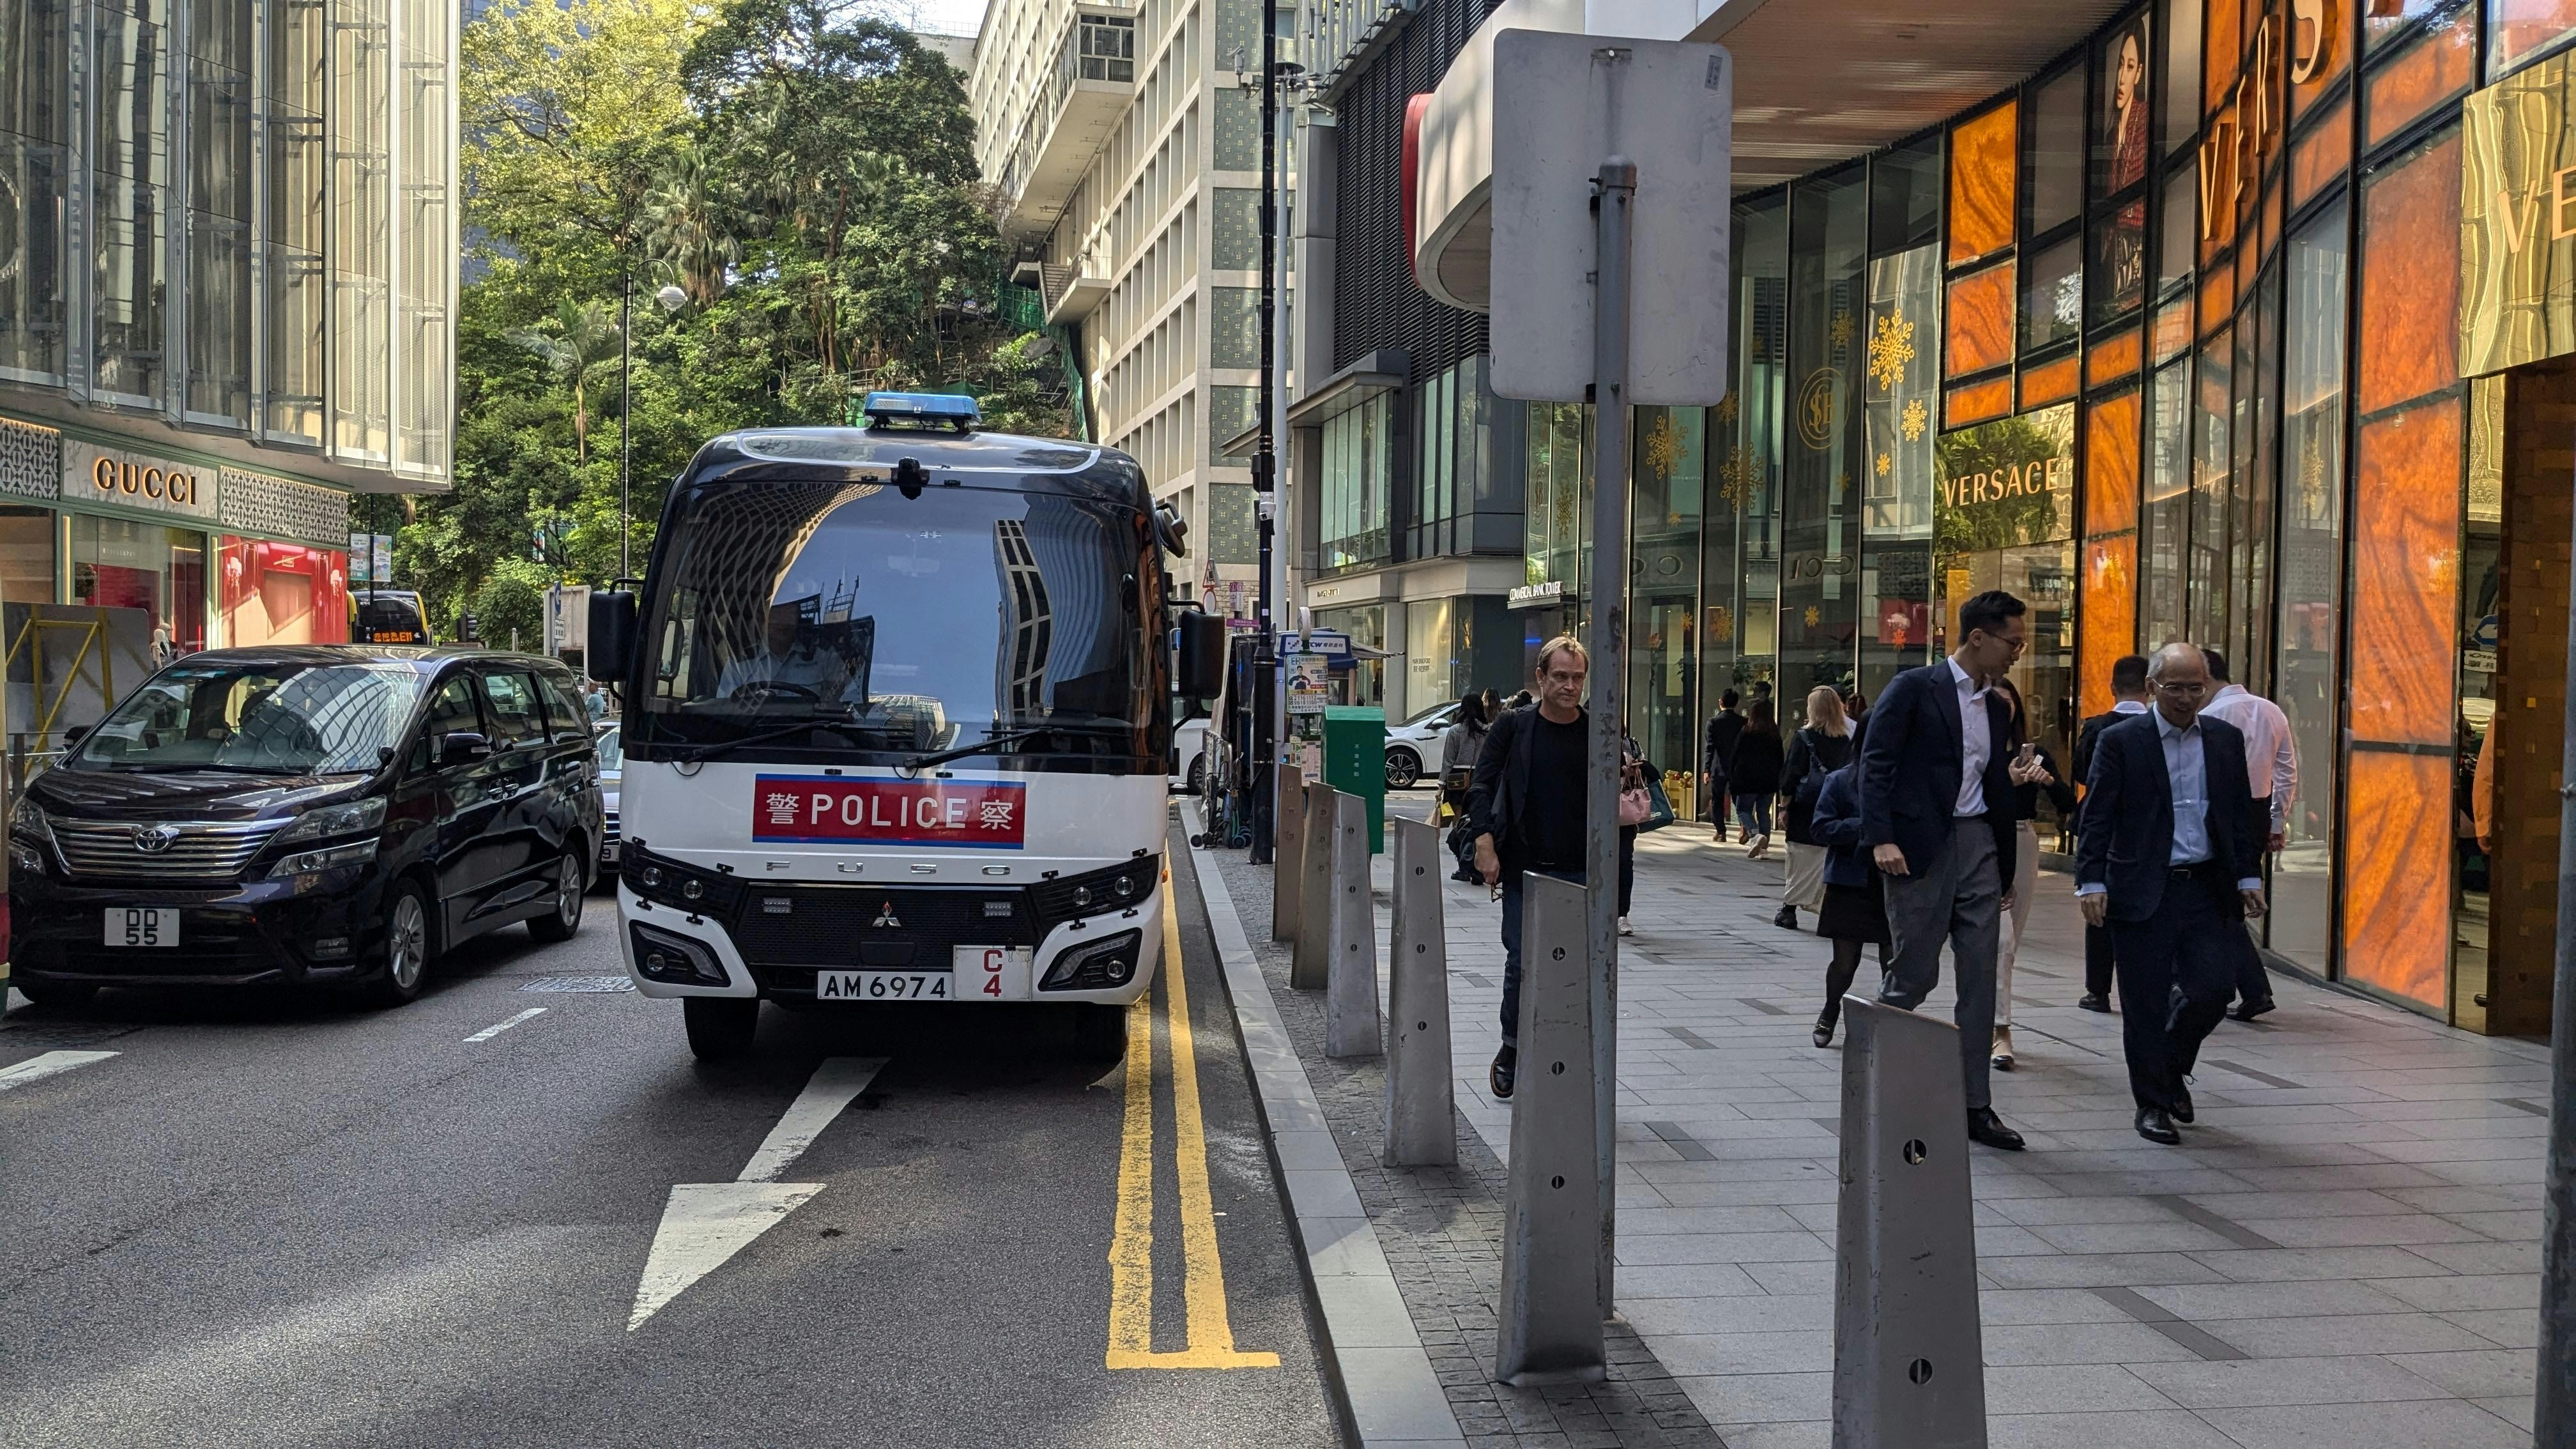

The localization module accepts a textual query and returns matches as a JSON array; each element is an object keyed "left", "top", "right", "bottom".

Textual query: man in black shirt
[{"left": 1468, "top": 635, "right": 1593, "bottom": 1100}]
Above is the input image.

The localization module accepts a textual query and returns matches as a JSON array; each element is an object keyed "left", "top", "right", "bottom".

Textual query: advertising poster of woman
[{"left": 2092, "top": 15, "right": 2150, "bottom": 323}]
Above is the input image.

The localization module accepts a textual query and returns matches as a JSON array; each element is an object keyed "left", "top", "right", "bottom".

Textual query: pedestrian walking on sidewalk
[
  {"left": 1617, "top": 730, "right": 1648, "bottom": 937},
  {"left": 1806, "top": 715, "right": 1887, "bottom": 1047},
  {"left": 1988, "top": 677, "right": 2077, "bottom": 1072},
  {"left": 2071, "top": 654, "right": 2153, "bottom": 1013},
  {"left": 1775, "top": 686, "right": 1853, "bottom": 930},
  {"left": 1468, "top": 635, "right": 1593, "bottom": 1101},
  {"left": 1857, "top": 588, "right": 2030, "bottom": 1153},
  {"left": 2197, "top": 645, "right": 2296, "bottom": 1023},
  {"left": 1728, "top": 699, "right": 1785, "bottom": 861},
  {"left": 1701, "top": 689, "right": 1744, "bottom": 841},
  {"left": 2074, "top": 643, "right": 2267, "bottom": 1146},
  {"left": 1439, "top": 694, "right": 1491, "bottom": 882}
]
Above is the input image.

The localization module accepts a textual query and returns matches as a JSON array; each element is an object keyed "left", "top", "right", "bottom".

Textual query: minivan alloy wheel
[{"left": 388, "top": 893, "right": 427, "bottom": 992}]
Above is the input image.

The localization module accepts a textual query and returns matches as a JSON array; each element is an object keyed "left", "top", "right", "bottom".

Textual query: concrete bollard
[
  {"left": 1272, "top": 776, "right": 1308, "bottom": 944},
  {"left": 1383, "top": 816, "right": 1454, "bottom": 1165},
  {"left": 1325, "top": 788, "right": 1382, "bottom": 1059},
  {"left": 1494, "top": 873, "right": 1606, "bottom": 1385},
  {"left": 1831, "top": 995, "right": 1988, "bottom": 1449},
  {"left": 1292, "top": 783, "right": 1333, "bottom": 990}
]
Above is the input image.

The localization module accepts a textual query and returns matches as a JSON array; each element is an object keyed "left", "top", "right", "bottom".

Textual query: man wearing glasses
[
  {"left": 2073, "top": 643, "right": 2267, "bottom": 1146},
  {"left": 1857, "top": 589, "right": 2032, "bottom": 1152},
  {"left": 1468, "top": 635, "right": 1593, "bottom": 1101}
]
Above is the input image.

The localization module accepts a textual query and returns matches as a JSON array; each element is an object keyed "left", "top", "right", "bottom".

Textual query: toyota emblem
[{"left": 132, "top": 824, "right": 180, "bottom": 854}]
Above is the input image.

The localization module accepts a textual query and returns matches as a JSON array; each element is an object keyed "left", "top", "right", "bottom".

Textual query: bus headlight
[
  {"left": 1039, "top": 929, "right": 1142, "bottom": 991},
  {"left": 630, "top": 923, "right": 729, "bottom": 986}
]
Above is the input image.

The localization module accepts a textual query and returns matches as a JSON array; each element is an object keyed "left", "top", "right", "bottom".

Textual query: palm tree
[
  {"left": 510, "top": 298, "right": 623, "bottom": 463},
  {"left": 644, "top": 145, "right": 740, "bottom": 307}
]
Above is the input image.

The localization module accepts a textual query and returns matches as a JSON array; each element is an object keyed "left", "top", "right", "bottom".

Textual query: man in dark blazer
[
  {"left": 1857, "top": 589, "right": 2028, "bottom": 1152},
  {"left": 2074, "top": 643, "right": 2267, "bottom": 1145},
  {"left": 2070, "top": 653, "right": 2154, "bottom": 1012}
]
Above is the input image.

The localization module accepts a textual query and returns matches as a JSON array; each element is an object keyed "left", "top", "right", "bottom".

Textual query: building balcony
[{"left": 994, "top": 8, "right": 1138, "bottom": 243}]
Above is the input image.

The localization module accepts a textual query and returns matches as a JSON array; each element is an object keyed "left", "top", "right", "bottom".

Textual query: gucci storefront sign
[{"left": 60, "top": 440, "right": 219, "bottom": 522}]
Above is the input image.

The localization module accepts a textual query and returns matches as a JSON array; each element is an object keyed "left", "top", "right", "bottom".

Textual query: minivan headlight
[
  {"left": 271, "top": 839, "right": 380, "bottom": 877},
  {"left": 275, "top": 797, "right": 388, "bottom": 846}
]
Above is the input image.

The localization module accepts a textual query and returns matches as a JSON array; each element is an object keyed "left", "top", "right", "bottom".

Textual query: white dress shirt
[
  {"left": 2076, "top": 709, "right": 2265, "bottom": 898},
  {"left": 2199, "top": 683, "right": 2296, "bottom": 833},
  {"left": 1946, "top": 657, "right": 1991, "bottom": 816}
]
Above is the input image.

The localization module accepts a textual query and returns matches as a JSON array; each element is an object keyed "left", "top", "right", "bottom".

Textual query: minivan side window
[
  {"left": 482, "top": 671, "right": 547, "bottom": 746},
  {"left": 418, "top": 675, "right": 483, "bottom": 770},
  {"left": 534, "top": 671, "right": 587, "bottom": 740}
]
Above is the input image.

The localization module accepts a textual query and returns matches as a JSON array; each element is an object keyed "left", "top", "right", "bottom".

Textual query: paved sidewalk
[{"left": 1287, "top": 795, "right": 2548, "bottom": 1449}]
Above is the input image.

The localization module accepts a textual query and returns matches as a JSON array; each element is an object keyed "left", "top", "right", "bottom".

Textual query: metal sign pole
[{"left": 1584, "top": 145, "right": 1634, "bottom": 1326}]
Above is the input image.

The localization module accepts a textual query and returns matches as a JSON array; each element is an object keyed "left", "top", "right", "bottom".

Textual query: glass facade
[
  {"left": 1554, "top": 0, "right": 2576, "bottom": 1030},
  {"left": 0, "top": 0, "right": 453, "bottom": 483}
]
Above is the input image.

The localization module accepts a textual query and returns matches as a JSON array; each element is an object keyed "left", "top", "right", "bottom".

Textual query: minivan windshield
[
  {"left": 632, "top": 477, "right": 1153, "bottom": 760},
  {"left": 71, "top": 661, "right": 428, "bottom": 774}
]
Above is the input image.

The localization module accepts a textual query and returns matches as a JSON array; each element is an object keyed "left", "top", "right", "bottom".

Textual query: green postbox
[{"left": 1321, "top": 705, "right": 1387, "bottom": 854}]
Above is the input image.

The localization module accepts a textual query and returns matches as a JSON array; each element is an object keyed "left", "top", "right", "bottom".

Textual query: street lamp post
[
  {"left": 620, "top": 268, "right": 634, "bottom": 578},
  {"left": 1249, "top": 36, "right": 1304, "bottom": 868}
]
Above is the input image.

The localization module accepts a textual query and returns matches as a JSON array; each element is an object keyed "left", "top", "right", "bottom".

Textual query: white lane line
[
  {"left": 736, "top": 1056, "right": 886, "bottom": 1183},
  {"left": 463, "top": 1007, "right": 548, "bottom": 1043},
  {"left": 0, "top": 1050, "right": 119, "bottom": 1093}
]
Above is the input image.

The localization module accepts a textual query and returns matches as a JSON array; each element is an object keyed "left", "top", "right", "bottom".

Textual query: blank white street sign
[{"left": 1487, "top": 30, "right": 1732, "bottom": 405}]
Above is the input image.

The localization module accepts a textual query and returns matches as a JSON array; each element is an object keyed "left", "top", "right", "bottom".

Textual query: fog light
[
  {"left": 630, "top": 922, "right": 728, "bottom": 986},
  {"left": 1114, "top": 875, "right": 1135, "bottom": 899},
  {"left": 1072, "top": 884, "right": 1091, "bottom": 907},
  {"left": 641, "top": 864, "right": 664, "bottom": 888},
  {"left": 682, "top": 878, "right": 704, "bottom": 900},
  {"left": 1039, "top": 928, "right": 1142, "bottom": 991},
  {"left": 312, "top": 935, "right": 353, "bottom": 960}
]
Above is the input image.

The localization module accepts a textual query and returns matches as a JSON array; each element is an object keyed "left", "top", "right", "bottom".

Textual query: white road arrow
[{"left": 627, "top": 1055, "right": 885, "bottom": 1331}]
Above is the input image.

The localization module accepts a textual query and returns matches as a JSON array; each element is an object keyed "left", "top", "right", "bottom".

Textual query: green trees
[{"left": 431, "top": 0, "right": 1071, "bottom": 641}]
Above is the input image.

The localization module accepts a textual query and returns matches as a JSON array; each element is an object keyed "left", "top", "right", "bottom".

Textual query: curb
[{"left": 1183, "top": 839, "right": 1468, "bottom": 1449}]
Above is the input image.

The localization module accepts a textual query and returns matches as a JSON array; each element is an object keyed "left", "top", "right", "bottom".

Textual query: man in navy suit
[
  {"left": 2074, "top": 643, "right": 2267, "bottom": 1145},
  {"left": 1858, "top": 589, "right": 2028, "bottom": 1152}
]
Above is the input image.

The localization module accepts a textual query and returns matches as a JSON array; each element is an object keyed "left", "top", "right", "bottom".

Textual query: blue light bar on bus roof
[{"left": 860, "top": 391, "right": 979, "bottom": 430}]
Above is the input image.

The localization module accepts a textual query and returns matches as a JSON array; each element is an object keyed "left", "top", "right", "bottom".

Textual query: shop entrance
[{"left": 2462, "top": 357, "right": 2573, "bottom": 1037}]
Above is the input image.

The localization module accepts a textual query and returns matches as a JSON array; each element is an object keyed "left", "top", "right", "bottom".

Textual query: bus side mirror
[
  {"left": 588, "top": 590, "right": 638, "bottom": 693},
  {"left": 1175, "top": 610, "right": 1223, "bottom": 699}
]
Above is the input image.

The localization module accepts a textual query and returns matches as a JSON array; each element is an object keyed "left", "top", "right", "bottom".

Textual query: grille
[
  {"left": 602, "top": 809, "right": 621, "bottom": 843},
  {"left": 50, "top": 818, "right": 289, "bottom": 880},
  {"left": 730, "top": 886, "right": 1038, "bottom": 983}
]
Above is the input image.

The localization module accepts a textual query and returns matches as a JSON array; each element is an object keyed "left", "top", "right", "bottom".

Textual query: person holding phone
[{"left": 1988, "top": 678, "right": 2076, "bottom": 1071}]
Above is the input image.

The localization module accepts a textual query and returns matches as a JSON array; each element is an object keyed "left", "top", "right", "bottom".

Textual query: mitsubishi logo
[
  {"left": 871, "top": 900, "right": 902, "bottom": 929},
  {"left": 132, "top": 824, "right": 179, "bottom": 854}
]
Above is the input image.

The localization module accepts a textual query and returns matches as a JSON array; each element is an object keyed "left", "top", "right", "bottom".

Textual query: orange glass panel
[
  {"left": 2492, "top": 0, "right": 2576, "bottom": 73},
  {"left": 2291, "top": 0, "right": 2353, "bottom": 119},
  {"left": 1944, "top": 378, "right": 2014, "bottom": 429},
  {"left": 2340, "top": 750, "right": 2452, "bottom": 1008},
  {"left": 2080, "top": 534, "right": 2138, "bottom": 720},
  {"left": 2357, "top": 128, "right": 2461, "bottom": 415},
  {"left": 2363, "top": 4, "right": 2477, "bottom": 150},
  {"left": 2206, "top": 0, "right": 2241, "bottom": 118},
  {"left": 2200, "top": 103, "right": 2243, "bottom": 264},
  {"left": 2349, "top": 399, "right": 2462, "bottom": 747},
  {"left": 2153, "top": 298, "right": 2193, "bottom": 363},
  {"left": 2087, "top": 326, "right": 2142, "bottom": 388},
  {"left": 2084, "top": 387, "right": 2141, "bottom": 536},
  {"left": 2021, "top": 353, "right": 2081, "bottom": 408},
  {"left": 2198, "top": 266, "right": 2236, "bottom": 336},
  {"left": 2292, "top": 99, "right": 2352, "bottom": 210},
  {"left": 1948, "top": 103, "right": 2019, "bottom": 266},
  {"left": 1945, "top": 262, "right": 2016, "bottom": 378}
]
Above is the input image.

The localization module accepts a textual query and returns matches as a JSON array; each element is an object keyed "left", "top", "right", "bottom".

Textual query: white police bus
[{"left": 588, "top": 394, "right": 1216, "bottom": 1059}]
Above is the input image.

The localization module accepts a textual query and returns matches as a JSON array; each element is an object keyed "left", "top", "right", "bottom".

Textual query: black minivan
[{"left": 8, "top": 646, "right": 604, "bottom": 1008}]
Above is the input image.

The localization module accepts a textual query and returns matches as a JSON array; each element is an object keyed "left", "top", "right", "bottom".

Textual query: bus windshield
[{"left": 632, "top": 478, "right": 1152, "bottom": 760}]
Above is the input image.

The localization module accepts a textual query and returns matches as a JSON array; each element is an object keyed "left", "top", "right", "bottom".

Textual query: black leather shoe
[
  {"left": 2135, "top": 1107, "right": 2181, "bottom": 1144},
  {"left": 1812, "top": 1012, "right": 1836, "bottom": 1049},
  {"left": 2076, "top": 993, "right": 2112, "bottom": 1013},
  {"left": 2227, "top": 997, "right": 2275, "bottom": 1023},
  {"left": 1774, "top": 904, "right": 1800, "bottom": 930},
  {"left": 1966, "top": 1107, "right": 2026, "bottom": 1151},
  {"left": 1490, "top": 1045, "right": 1517, "bottom": 1101},
  {"left": 2170, "top": 1086, "right": 2194, "bottom": 1125}
]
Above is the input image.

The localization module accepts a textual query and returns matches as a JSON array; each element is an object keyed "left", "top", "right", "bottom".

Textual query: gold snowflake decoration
[
  {"left": 1830, "top": 310, "right": 1856, "bottom": 354},
  {"left": 1867, "top": 312, "right": 1917, "bottom": 392},
  {"left": 1717, "top": 445, "right": 1761, "bottom": 510},
  {"left": 1642, "top": 413, "right": 1681, "bottom": 478},
  {"left": 1803, "top": 605, "right": 1821, "bottom": 629},
  {"left": 1715, "top": 392, "right": 1738, "bottom": 425},
  {"left": 1874, "top": 451, "right": 1892, "bottom": 478},
  {"left": 1900, "top": 397, "right": 1929, "bottom": 443}
]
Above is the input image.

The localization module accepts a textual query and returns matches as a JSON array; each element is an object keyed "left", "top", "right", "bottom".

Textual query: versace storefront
[{"left": 1483, "top": 0, "right": 2576, "bottom": 1032}]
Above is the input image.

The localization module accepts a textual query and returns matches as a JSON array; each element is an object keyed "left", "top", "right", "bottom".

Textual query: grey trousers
[{"left": 1878, "top": 822, "right": 2003, "bottom": 1112}]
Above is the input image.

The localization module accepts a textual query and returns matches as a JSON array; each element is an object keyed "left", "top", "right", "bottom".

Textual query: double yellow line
[{"left": 1103, "top": 875, "right": 1279, "bottom": 1370}]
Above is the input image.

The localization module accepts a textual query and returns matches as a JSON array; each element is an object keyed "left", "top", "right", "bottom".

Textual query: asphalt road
[{"left": 0, "top": 818, "right": 1338, "bottom": 1448}]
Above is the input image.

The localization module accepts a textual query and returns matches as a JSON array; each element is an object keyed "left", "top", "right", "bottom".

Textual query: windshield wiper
[
  {"left": 671, "top": 715, "right": 892, "bottom": 764},
  {"left": 100, "top": 761, "right": 310, "bottom": 775},
  {"left": 896, "top": 728, "right": 1057, "bottom": 775}
]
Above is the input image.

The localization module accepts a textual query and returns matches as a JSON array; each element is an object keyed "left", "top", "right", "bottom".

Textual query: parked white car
[
  {"left": 1172, "top": 712, "right": 1212, "bottom": 794},
  {"left": 1383, "top": 700, "right": 1464, "bottom": 789}
]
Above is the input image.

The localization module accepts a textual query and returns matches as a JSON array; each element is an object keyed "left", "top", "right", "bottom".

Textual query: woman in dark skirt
[{"left": 1805, "top": 716, "right": 1889, "bottom": 1048}]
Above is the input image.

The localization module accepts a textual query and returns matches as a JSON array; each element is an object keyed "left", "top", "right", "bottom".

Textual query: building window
[
  {"left": 72, "top": 513, "right": 206, "bottom": 659},
  {"left": 0, "top": 504, "right": 55, "bottom": 603},
  {"left": 187, "top": 0, "right": 252, "bottom": 427},
  {"left": 329, "top": 0, "right": 392, "bottom": 463},
  {"left": 264, "top": 0, "right": 327, "bottom": 445},
  {"left": 93, "top": 0, "right": 171, "bottom": 406},
  {"left": 394, "top": 0, "right": 451, "bottom": 480},
  {"left": 218, "top": 535, "right": 349, "bottom": 644},
  {"left": 2274, "top": 197, "right": 2349, "bottom": 976},
  {"left": 1319, "top": 392, "right": 1392, "bottom": 572},
  {"left": 0, "top": 0, "right": 72, "bottom": 385}
]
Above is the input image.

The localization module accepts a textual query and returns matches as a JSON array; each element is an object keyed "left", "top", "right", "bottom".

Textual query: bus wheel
[
  {"left": 684, "top": 997, "right": 760, "bottom": 1061},
  {"left": 1073, "top": 1003, "right": 1130, "bottom": 1062}
]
